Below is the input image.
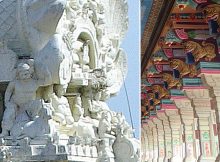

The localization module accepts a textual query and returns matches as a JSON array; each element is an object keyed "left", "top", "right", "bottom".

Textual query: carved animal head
[
  {"left": 151, "top": 85, "right": 162, "bottom": 92},
  {"left": 170, "top": 59, "right": 183, "bottom": 69},
  {"left": 184, "top": 41, "right": 198, "bottom": 53},
  {"left": 203, "top": 4, "right": 220, "bottom": 22}
]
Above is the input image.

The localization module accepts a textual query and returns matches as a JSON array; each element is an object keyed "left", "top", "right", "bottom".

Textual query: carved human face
[{"left": 17, "top": 63, "right": 32, "bottom": 80}]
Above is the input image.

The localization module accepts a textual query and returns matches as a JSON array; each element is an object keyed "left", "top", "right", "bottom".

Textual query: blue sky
[{"left": 108, "top": 0, "right": 140, "bottom": 138}]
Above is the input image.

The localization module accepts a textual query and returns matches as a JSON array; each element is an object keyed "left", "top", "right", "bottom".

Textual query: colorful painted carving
[
  {"left": 162, "top": 73, "right": 182, "bottom": 89},
  {"left": 148, "top": 93, "right": 160, "bottom": 105},
  {"left": 170, "top": 59, "right": 197, "bottom": 77},
  {"left": 184, "top": 41, "right": 216, "bottom": 62},
  {"left": 151, "top": 85, "right": 169, "bottom": 99},
  {"left": 176, "top": 0, "right": 197, "bottom": 10},
  {"left": 153, "top": 50, "right": 168, "bottom": 62},
  {"left": 165, "top": 29, "right": 182, "bottom": 46},
  {"left": 147, "top": 65, "right": 160, "bottom": 76},
  {"left": 204, "top": 4, "right": 220, "bottom": 28},
  {"left": 175, "top": 29, "right": 188, "bottom": 40}
]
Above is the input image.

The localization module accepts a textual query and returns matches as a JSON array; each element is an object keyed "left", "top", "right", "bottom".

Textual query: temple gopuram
[{"left": 141, "top": 0, "right": 220, "bottom": 162}]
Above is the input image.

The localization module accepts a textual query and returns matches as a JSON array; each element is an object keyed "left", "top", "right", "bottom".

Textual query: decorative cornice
[
  {"left": 141, "top": 0, "right": 164, "bottom": 57},
  {"left": 141, "top": 0, "right": 175, "bottom": 75}
]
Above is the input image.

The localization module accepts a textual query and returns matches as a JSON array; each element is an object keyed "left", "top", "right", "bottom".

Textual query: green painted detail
[
  {"left": 141, "top": 79, "right": 151, "bottom": 86},
  {"left": 153, "top": 50, "right": 168, "bottom": 61},
  {"left": 165, "top": 29, "right": 182, "bottom": 44},
  {"left": 161, "top": 99, "right": 174, "bottom": 104},
  {"left": 148, "top": 65, "right": 159, "bottom": 75},
  {"left": 202, "top": 132, "right": 210, "bottom": 141},
  {"left": 182, "top": 78, "right": 203, "bottom": 86},
  {"left": 186, "top": 134, "right": 193, "bottom": 142},
  {"left": 173, "top": 139, "right": 180, "bottom": 145},
  {"left": 197, "top": 62, "right": 220, "bottom": 70},
  {"left": 187, "top": 31, "right": 196, "bottom": 39},
  {"left": 170, "top": 89, "right": 185, "bottom": 96},
  {"left": 176, "top": 0, "right": 197, "bottom": 9}
]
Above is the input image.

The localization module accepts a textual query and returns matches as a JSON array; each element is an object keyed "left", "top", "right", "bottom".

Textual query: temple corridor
[{"left": 141, "top": 0, "right": 220, "bottom": 161}]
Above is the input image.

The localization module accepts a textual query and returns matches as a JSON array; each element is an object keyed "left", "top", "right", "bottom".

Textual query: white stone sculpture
[
  {"left": 0, "top": 61, "right": 52, "bottom": 137},
  {"left": 0, "top": 0, "right": 139, "bottom": 161},
  {"left": 51, "top": 84, "right": 74, "bottom": 126}
]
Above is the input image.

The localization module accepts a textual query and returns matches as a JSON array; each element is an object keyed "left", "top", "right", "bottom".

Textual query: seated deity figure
[
  {"left": 0, "top": 61, "right": 52, "bottom": 137},
  {"left": 50, "top": 84, "right": 74, "bottom": 126}
]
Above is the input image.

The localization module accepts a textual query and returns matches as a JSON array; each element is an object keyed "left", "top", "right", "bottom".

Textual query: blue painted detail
[
  {"left": 197, "top": 62, "right": 220, "bottom": 70},
  {"left": 155, "top": 92, "right": 159, "bottom": 99},
  {"left": 150, "top": 100, "right": 154, "bottom": 106},
  {"left": 209, "top": 20, "right": 219, "bottom": 34},
  {"left": 173, "top": 69, "right": 180, "bottom": 78},
  {"left": 186, "top": 52, "right": 195, "bottom": 64},
  {"left": 161, "top": 99, "right": 174, "bottom": 104},
  {"left": 182, "top": 78, "right": 203, "bottom": 86},
  {"left": 164, "top": 81, "right": 168, "bottom": 89},
  {"left": 170, "top": 89, "right": 185, "bottom": 96}
]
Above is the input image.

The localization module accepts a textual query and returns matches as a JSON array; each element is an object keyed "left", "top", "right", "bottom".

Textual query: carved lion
[
  {"left": 170, "top": 59, "right": 197, "bottom": 78},
  {"left": 148, "top": 93, "right": 160, "bottom": 105},
  {"left": 203, "top": 4, "right": 220, "bottom": 28},
  {"left": 184, "top": 41, "right": 216, "bottom": 62},
  {"left": 151, "top": 85, "right": 169, "bottom": 99},
  {"left": 162, "top": 73, "right": 181, "bottom": 89}
]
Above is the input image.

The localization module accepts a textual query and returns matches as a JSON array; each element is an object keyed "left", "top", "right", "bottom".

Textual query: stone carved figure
[
  {"left": 0, "top": 0, "right": 138, "bottom": 161},
  {"left": 113, "top": 124, "right": 139, "bottom": 162},
  {"left": 15, "top": 106, "right": 56, "bottom": 140},
  {"left": 170, "top": 59, "right": 197, "bottom": 78},
  {"left": 162, "top": 73, "right": 182, "bottom": 89},
  {"left": 97, "top": 111, "right": 115, "bottom": 161},
  {"left": 51, "top": 84, "right": 74, "bottom": 126},
  {"left": 71, "top": 95, "right": 84, "bottom": 122},
  {"left": 0, "top": 61, "right": 52, "bottom": 137},
  {"left": 184, "top": 41, "right": 216, "bottom": 62}
]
